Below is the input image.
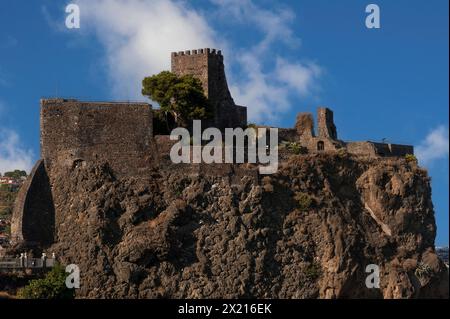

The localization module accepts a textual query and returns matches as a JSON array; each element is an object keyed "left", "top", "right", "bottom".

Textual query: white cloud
[
  {"left": 416, "top": 126, "right": 449, "bottom": 166},
  {"left": 214, "top": 0, "right": 321, "bottom": 123},
  {"left": 0, "top": 128, "right": 34, "bottom": 174},
  {"left": 69, "top": 0, "right": 321, "bottom": 122},
  {"left": 0, "top": 100, "right": 34, "bottom": 174},
  {"left": 210, "top": 0, "right": 300, "bottom": 51},
  {"left": 229, "top": 53, "right": 291, "bottom": 122},
  {"left": 74, "top": 0, "right": 217, "bottom": 99},
  {"left": 229, "top": 55, "right": 322, "bottom": 123},
  {"left": 275, "top": 58, "right": 322, "bottom": 96}
]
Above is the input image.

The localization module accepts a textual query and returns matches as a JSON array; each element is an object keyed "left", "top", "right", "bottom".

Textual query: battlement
[
  {"left": 11, "top": 50, "right": 417, "bottom": 251},
  {"left": 171, "top": 48, "right": 222, "bottom": 57}
]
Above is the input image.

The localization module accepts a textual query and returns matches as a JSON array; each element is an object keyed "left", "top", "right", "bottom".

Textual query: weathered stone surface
[
  {"left": 10, "top": 160, "right": 54, "bottom": 247},
  {"left": 7, "top": 49, "right": 433, "bottom": 300},
  {"left": 295, "top": 113, "right": 314, "bottom": 138},
  {"left": 40, "top": 99, "right": 156, "bottom": 178},
  {"left": 281, "top": 107, "right": 413, "bottom": 157},
  {"left": 27, "top": 154, "right": 448, "bottom": 299},
  {"left": 317, "top": 107, "right": 337, "bottom": 139},
  {"left": 171, "top": 49, "right": 247, "bottom": 131}
]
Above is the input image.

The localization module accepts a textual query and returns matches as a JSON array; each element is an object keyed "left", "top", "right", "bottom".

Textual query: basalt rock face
[{"left": 45, "top": 154, "right": 448, "bottom": 298}]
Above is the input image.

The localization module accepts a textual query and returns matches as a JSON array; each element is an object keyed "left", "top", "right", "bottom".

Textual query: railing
[{"left": 0, "top": 255, "right": 56, "bottom": 270}]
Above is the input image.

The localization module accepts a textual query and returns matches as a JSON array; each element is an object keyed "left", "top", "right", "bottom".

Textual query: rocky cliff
[{"left": 28, "top": 153, "right": 448, "bottom": 298}]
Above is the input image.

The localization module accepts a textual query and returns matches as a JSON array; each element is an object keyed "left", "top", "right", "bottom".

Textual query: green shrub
[
  {"left": 17, "top": 264, "right": 74, "bottom": 299},
  {"left": 295, "top": 192, "right": 313, "bottom": 211},
  {"left": 3, "top": 170, "right": 27, "bottom": 179},
  {"left": 288, "top": 142, "right": 307, "bottom": 155},
  {"left": 142, "top": 71, "right": 212, "bottom": 129},
  {"left": 405, "top": 154, "right": 417, "bottom": 163},
  {"left": 305, "top": 262, "right": 322, "bottom": 280},
  {"left": 337, "top": 148, "right": 347, "bottom": 158},
  {"left": 246, "top": 123, "right": 257, "bottom": 130}
]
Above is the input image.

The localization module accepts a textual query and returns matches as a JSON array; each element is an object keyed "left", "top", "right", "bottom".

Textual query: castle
[{"left": 10, "top": 48, "right": 413, "bottom": 248}]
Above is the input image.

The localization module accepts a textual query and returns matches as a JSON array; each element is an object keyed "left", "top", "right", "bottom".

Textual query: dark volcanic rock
[{"left": 38, "top": 154, "right": 448, "bottom": 298}]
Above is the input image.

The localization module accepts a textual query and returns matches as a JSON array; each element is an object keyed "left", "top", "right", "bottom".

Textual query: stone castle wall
[
  {"left": 40, "top": 99, "right": 156, "bottom": 177},
  {"left": 346, "top": 141, "right": 414, "bottom": 157},
  {"left": 10, "top": 160, "right": 54, "bottom": 247},
  {"left": 317, "top": 108, "right": 337, "bottom": 139},
  {"left": 283, "top": 108, "right": 345, "bottom": 152},
  {"left": 280, "top": 107, "right": 413, "bottom": 156},
  {"left": 10, "top": 50, "right": 415, "bottom": 249},
  {"left": 171, "top": 49, "right": 247, "bottom": 130}
]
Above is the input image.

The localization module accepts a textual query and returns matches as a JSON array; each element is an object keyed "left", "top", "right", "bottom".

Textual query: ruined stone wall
[
  {"left": 289, "top": 109, "right": 344, "bottom": 152},
  {"left": 10, "top": 160, "right": 54, "bottom": 247},
  {"left": 387, "top": 143, "right": 414, "bottom": 156},
  {"left": 171, "top": 49, "right": 247, "bottom": 130},
  {"left": 345, "top": 142, "right": 378, "bottom": 157},
  {"left": 40, "top": 99, "right": 155, "bottom": 177},
  {"left": 371, "top": 142, "right": 414, "bottom": 157},
  {"left": 317, "top": 107, "right": 337, "bottom": 139},
  {"left": 287, "top": 108, "right": 413, "bottom": 157},
  {"left": 171, "top": 50, "right": 210, "bottom": 96},
  {"left": 278, "top": 128, "right": 298, "bottom": 143},
  {"left": 295, "top": 113, "right": 315, "bottom": 138},
  {"left": 346, "top": 142, "right": 414, "bottom": 157}
]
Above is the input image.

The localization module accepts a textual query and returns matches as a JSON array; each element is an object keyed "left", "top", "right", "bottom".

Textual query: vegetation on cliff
[
  {"left": 142, "top": 71, "right": 212, "bottom": 130},
  {"left": 17, "top": 264, "right": 74, "bottom": 299}
]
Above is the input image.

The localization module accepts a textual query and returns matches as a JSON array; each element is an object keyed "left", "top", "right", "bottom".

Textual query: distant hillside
[
  {"left": 0, "top": 187, "right": 17, "bottom": 213},
  {"left": 0, "top": 186, "right": 19, "bottom": 241}
]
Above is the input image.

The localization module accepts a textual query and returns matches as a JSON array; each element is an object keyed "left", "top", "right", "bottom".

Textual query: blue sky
[{"left": 0, "top": 0, "right": 448, "bottom": 245}]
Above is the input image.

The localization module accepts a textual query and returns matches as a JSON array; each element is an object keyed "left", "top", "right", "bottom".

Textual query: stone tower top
[
  {"left": 317, "top": 107, "right": 337, "bottom": 140},
  {"left": 171, "top": 48, "right": 247, "bottom": 130},
  {"left": 171, "top": 48, "right": 229, "bottom": 102}
]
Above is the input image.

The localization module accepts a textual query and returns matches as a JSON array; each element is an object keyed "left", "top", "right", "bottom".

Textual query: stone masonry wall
[
  {"left": 346, "top": 142, "right": 414, "bottom": 157},
  {"left": 317, "top": 107, "right": 337, "bottom": 139},
  {"left": 171, "top": 49, "right": 247, "bottom": 130},
  {"left": 171, "top": 50, "right": 210, "bottom": 96},
  {"left": 40, "top": 99, "right": 155, "bottom": 177},
  {"left": 10, "top": 159, "right": 54, "bottom": 247}
]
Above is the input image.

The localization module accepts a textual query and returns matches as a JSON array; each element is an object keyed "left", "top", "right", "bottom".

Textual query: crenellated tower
[{"left": 171, "top": 48, "right": 247, "bottom": 130}]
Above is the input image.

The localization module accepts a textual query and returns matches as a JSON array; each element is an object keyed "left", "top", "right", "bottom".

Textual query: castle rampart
[
  {"left": 346, "top": 141, "right": 414, "bottom": 157},
  {"left": 40, "top": 99, "right": 156, "bottom": 177}
]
